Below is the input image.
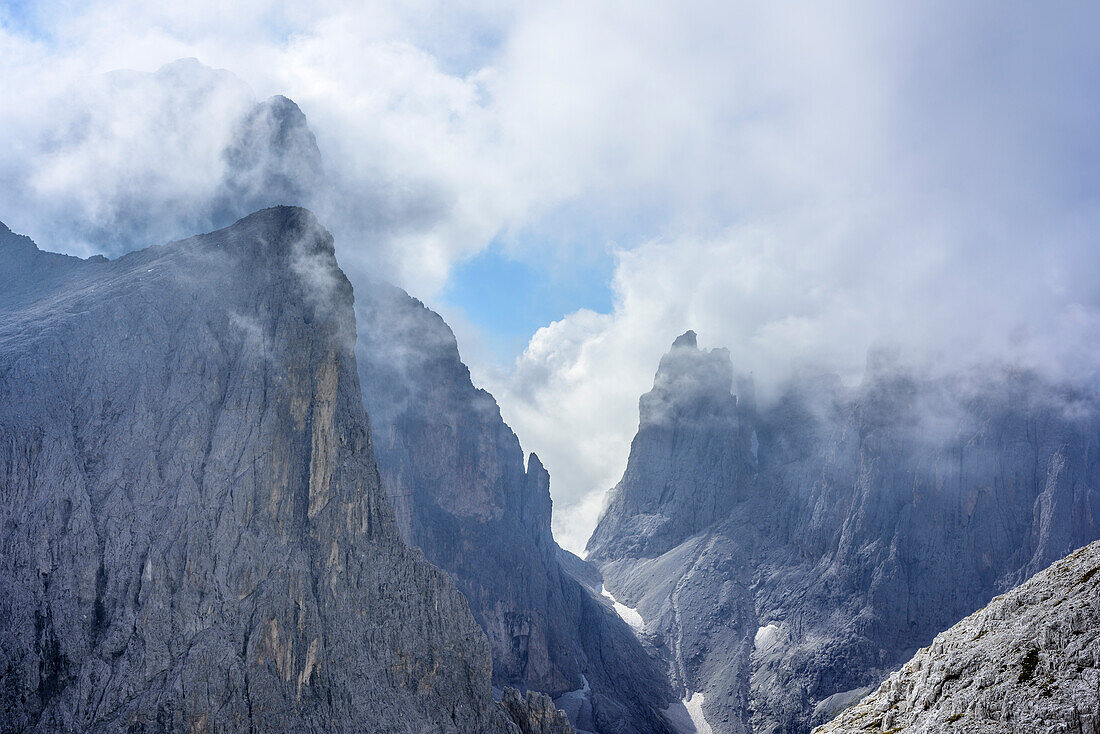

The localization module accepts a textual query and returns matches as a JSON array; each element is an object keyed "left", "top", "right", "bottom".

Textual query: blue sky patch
[{"left": 442, "top": 241, "right": 615, "bottom": 362}]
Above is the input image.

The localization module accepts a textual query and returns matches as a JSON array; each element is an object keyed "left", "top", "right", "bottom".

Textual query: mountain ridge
[
  {"left": 357, "top": 280, "right": 677, "bottom": 734},
  {"left": 0, "top": 208, "right": 522, "bottom": 733},
  {"left": 815, "top": 538, "right": 1100, "bottom": 733},
  {"left": 586, "top": 331, "right": 1100, "bottom": 734}
]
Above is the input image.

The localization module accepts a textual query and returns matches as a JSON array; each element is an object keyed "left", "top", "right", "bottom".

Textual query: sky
[{"left": 2, "top": 1, "right": 1100, "bottom": 552}]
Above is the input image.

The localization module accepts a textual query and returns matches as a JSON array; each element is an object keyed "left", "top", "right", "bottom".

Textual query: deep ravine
[{"left": 356, "top": 281, "right": 676, "bottom": 734}]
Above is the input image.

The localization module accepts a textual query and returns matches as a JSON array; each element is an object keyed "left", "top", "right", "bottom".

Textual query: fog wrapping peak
[{"left": 1, "top": 60, "right": 323, "bottom": 257}]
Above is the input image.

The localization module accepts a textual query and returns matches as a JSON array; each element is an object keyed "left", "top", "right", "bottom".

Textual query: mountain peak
[
  {"left": 586, "top": 331, "right": 750, "bottom": 562},
  {"left": 265, "top": 93, "right": 307, "bottom": 119},
  {"left": 527, "top": 452, "right": 546, "bottom": 476},
  {"left": 214, "top": 206, "right": 333, "bottom": 258},
  {"left": 644, "top": 331, "right": 735, "bottom": 427},
  {"left": 234, "top": 204, "right": 321, "bottom": 232},
  {"left": 0, "top": 220, "right": 40, "bottom": 257},
  {"left": 0, "top": 205, "right": 516, "bottom": 733},
  {"left": 672, "top": 329, "right": 698, "bottom": 349}
]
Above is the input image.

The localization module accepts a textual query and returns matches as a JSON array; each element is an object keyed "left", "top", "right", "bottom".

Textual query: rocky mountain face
[
  {"left": 816, "top": 538, "right": 1100, "bottom": 734},
  {"left": 214, "top": 93, "right": 325, "bottom": 230},
  {"left": 586, "top": 332, "right": 1100, "bottom": 734},
  {"left": 0, "top": 208, "right": 523, "bottom": 733},
  {"left": 356, "top": 282, "right": 676, "bottom": 734},
  {"left": 587, "top": 331, "right": 755, "bottom": 561},
  {"left": 502, "top": 689, "right": 577, "bottom": 734}
]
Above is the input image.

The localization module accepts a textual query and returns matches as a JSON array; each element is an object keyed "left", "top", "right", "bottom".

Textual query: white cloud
[
  {"left": 0, "top": 1, "right": 522, "bottom": 291},
  {"left": 475, "top": 1, "right": 1100, "bottom": 550}
]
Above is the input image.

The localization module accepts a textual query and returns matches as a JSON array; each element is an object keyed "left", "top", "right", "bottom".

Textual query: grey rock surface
[
  {"left": 587, "top": 333, "right": 1100, "bottom": 734},
  {"left": 357, "top": 282, "right": 676, "bottom": 734},
  {"left": 815, "top": 539, "right": 1100, "bottom": 734},
  {"left": 214, "top": 93, "right": 325, "bottom": 228},
  {"left": 0, "top": 208, "right": 516, "bottom": 733},
  {"left": 502, "top": 687, "right": 577, "bottom": 734},
  {"left": 587, "top": 330, "right": 752, "bottom": 561}
]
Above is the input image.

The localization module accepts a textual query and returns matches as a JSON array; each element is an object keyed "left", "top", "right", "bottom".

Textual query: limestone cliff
[
  {"left": 587, "top": 332, "right": 1100, "bottom": 734},
  {"left": 357, "top": 282, "right": 675, "bottom": 734},
  {"left": 0, "top": 208, "right": 516, "bottom": 733}
]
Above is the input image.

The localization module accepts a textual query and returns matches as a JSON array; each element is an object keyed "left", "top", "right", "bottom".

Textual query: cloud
[
  {"left": 475, "top": 1, "right": 1100, "bottom": 550},
  {"left": 2, "top": 1, "right": 1099, "bottom": 552},
  {"left": 0, "top": 2, "right": 520, "bottom": 291}
]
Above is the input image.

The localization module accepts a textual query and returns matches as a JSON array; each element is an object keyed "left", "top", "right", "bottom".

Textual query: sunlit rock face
[
  {"left": 816, "top": 538, "right": 1100, "bottom": 734},
  {"left": 587, "top": 332, "right": 1100, "bottom": 734},
  {"left": 0, "top": 208, "right": 516, "bottom": 734},
  {"left": 357, "top": 282, "right": 677, "bottom": 734}
]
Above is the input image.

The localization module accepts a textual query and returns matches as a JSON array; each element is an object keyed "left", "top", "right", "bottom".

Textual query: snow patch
[
  {"left": 599, "top": 584, "right": 645, "bottom": 633},
  {"left": 554, "top": 675, "right": 596, "bottom": 733},
  {"left": 755, "top": 623, "right": 780, "bottom": 651},
  {"left": 812, "top": 685, "right": 874, "bottom": 721},
  {"left": 662, "top": 692, "right": 713, "bottom": 734}
]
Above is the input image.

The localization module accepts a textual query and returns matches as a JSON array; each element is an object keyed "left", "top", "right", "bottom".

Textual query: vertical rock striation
[
  {"left": 357, "top": 283, "right": 675, "bottom": 734},
  {"left": 587, "top": 332, "right": 1100, "bottom": 734},
  {"left": 0, "top": 209, "right": 516, "bottom": 733}
]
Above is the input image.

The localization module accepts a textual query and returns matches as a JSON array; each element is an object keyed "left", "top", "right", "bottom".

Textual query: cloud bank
[
  {"left": 2, "top": 1, "right": 1099, "bottom": 552},
  {"left": 480, "top": 1, "right": 1100, "bottom": 550}
]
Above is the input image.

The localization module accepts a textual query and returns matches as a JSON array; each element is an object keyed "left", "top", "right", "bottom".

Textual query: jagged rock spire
[{"left": 587, "top": 332, "right": 756, "bottom": 561}]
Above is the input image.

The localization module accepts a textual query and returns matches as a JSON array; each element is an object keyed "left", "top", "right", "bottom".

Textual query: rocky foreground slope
[
  {"left": 587, "top": 332, "right": 1100, "bottom": 734},
  {"left": 0, "top": 209, "right": 531, "bottom": 733},
  {"left": 357, "top": 282, "right": 674, "bottom": 734},
  {"left": 816, "top": 538, "right": 1100, "bottom": 734}
]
